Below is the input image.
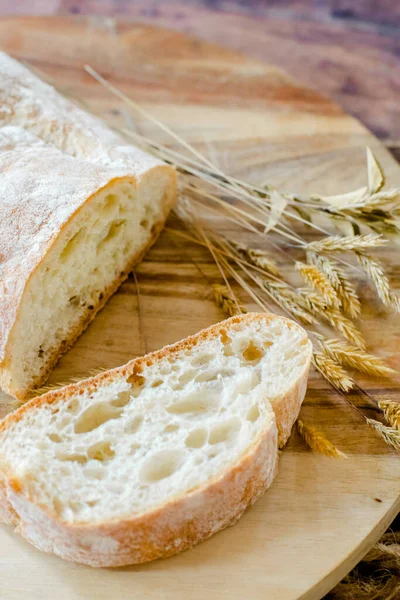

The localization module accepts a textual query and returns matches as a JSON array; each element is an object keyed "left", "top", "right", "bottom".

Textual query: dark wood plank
[{"left": 332, "top": 0, "right": 400, "bottom": 25}]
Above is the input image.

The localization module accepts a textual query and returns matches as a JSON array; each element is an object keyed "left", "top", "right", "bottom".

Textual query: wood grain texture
[
  {"left": 332, "top": 0, "right": 400, "bottom": 25},
  {"left": 1, "top": 0, "right": 399, "bottom": 143},
  {"left": 0, "top": 16, "right": 399, "bottom": 600}
]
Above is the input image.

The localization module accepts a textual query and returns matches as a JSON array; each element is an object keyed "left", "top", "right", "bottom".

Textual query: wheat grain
[
  {"left": 212, "top": 284, "right": 247, "bottom": 317},
  {"left": 357, "top": 252, "right": 400, "bottom": 312},
  {"left": 297, "top": 420, "right": 347, "bottom": 458},
  {"left": 379, "top": 401, "right": 400, "bottom": 430},
  {"left": 366, "top": 418, "right": 400, "bottom": 451},
  {"left": 312, "top": 351, "right": 355, "bottom": 392},
  {"left": 305, "top": 233, "right": 386, "bottom": 254},
  {"left": 322, "top": 339, "right": 395, "bottom": 378}
]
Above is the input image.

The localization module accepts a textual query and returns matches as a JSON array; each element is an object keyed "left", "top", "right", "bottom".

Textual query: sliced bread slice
[{"left": 0, "top": 313, "right": 311, "bottom": 567}]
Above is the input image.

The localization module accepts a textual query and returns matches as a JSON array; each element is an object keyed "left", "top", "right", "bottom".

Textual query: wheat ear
[
  {"left": 213, "top": 284, "right": 247, "bottom": 317},
  {"left": 366, "top": 418, "right": 400, "bottom": 451},
  {"left": 379, "top": 401, "right": 400, "bottom": 430},
  {"left": 357, "top": 252, "right": 400, "bottom": 312},
  {"left": 322, "top": 339, "right": 396, "bottom": 378},
  {"left": 296, "top": 262, "right": 340, "bottom": 307},
  {"left": 297, "top": 420, "right": 347, "bottom": 458},
  {"left": 305, "top": 233, "right": 386, "bottom": 253},
  {"left": 307, "top": 253, "right": 361, "bottom": 318},
  {"left": 312, "top": 351, "right": 354, "bottom": 392}
]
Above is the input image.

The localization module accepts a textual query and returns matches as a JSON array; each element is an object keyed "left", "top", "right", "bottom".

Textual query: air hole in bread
[
  {"left": 151, "top": 379, "right": 163, "bottom": 388},
  {"left": 166, "top": 392, "right": 217, "bottom": 416},
  {"left": 111, "top": 390, "right": 132, "bottom": 408},
  {"left": 208, "top": 417, "right": 241, "bottom": 445},
  {"left": 74, "top": 403, "right": 123, "bottom": 434},
  {"left": 196, "top": 368, "right": 233, "bottom": 383},
  {"left": 191, "top": 353, "right": 214, "bottom": 367},
  {"left": 185, "top": 428, "right": 207, "bottom": 448},
  {"left": 69, "top": 295, "right": 81, "bottom": 307},
  {"left": 264, "top": 340, "right": 273, "bottom": 348},
  {"left": 84, "top": 466, "right": 105, "bottom": 480},
  {"left": 66, "top": 399, "right": 80, "bottom": 413},
  {"left": 126, "top": 373, "right": 145, "bottom": 387},
  {"left": 57, "top": 452, "right": 87, "bottom": 464},
  {"left": 219, "top": 329, "right": 231, "bottom": 346},
  {"left": 208, "top": 449, "right": 219, "bottom": 459},
  {"left": 87, "top": 500, "right": 99, "bottom": 507},
  {"left": 98, "top": 220, "right": 126, "bottom": 252},
  {"left": 87, "top": 441, "right": 115, "bottom": 461},
  {"left": 177, "top": 370, "right": 197, "bottom": 386},
  {"left": 48, "top": 433, "right": 62, "bottom": 443},
  {"left": 140, "top": 219, "right": 149, "bottom": 229},
  {"left": 242, "top": 341, "right": 264, "bottom": 363},
  {"left": 195, "top": 369, "right": 218, "bottom": 383},
  {"left": 125, "top": 415, "right": 143, "bottom": 434},
  {"left": 246, "top": 404, "right": 260, "bottom": 422},
  {"left": 53, "top": 497, "right": 63, "bottom": 515},
  {"left": 130, "top": 442, "right": 141, "bottom": 454},
  {"left": 101, "top": 194, "right": 119, "bottom": 217},
  {"left": 140, "top": 451, "right": 183, "bottom": 483},
  {"left": 59, "top": 228, "right": 85, "bottom": 263},
  {"left": 69, "top": 501, "right": 82, "bottom": 514},
  {"left": 164, "top": 423, "right": 179, "bottom": 433},
  {"left": 223, "top": 344, "right": 234, "bottom": 357}
]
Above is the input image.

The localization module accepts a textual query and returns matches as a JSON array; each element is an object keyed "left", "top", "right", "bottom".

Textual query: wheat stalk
[
  {"left": 312, "top": 351, "right": 355, "bottom": 392},
  {"left": 297, "top": 420, "right": 347, "bottom": 458},
  {"left": 366, "top": 418, "right": 400, "bottom": 451},
  {"left": 379, "top": 401, "right": 400, "bottom": 430},
  {"left": 212, "top": 284, "right": 247, "bottom": 317},
  {"left": 322, "top": 339, "right": 396, "bottom": 378}
]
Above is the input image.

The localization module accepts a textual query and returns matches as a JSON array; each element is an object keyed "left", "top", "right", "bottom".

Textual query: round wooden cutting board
[{"left": 0, "top": 16, "right": 399, "bottom": 600}]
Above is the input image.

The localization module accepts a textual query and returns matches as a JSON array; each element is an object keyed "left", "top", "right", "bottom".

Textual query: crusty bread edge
[
  {"left": 0, "top": 165, "right": 177, "bottom": 401},
  {"left": 3, "top": 414, "right": 278, "bottom": 567},
  {"left": 0, "top": 313, "right": 310, "bottom": 567}
]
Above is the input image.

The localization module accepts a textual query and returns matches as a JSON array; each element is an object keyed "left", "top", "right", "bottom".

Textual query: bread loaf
[
  {"left": 0, "top": 313, "right": 311, "bottom": 567},
  {"left": 0, "top": 53, "right": 177, "bottom": 400}
]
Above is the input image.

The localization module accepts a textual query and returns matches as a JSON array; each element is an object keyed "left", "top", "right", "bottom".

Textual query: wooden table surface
[
  {"left": 0, "top": 12, "right": 399, "bottom": 600},
  {"left": 0, "top": 3, "right": 398, "bottom": 599},
  {"left": 0, "top": 0, "right": 399, "bottom": 154}
]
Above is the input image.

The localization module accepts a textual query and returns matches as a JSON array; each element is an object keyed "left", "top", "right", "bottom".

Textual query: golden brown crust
[
  {"left": 0, "top": 314, "right": 311, "bottom": 567},
  {"left": 4, "top": 421, "right": 278, "bottom": 567},
  {"left": 0, "top": 313, "right": 311, "bottom": 426}
]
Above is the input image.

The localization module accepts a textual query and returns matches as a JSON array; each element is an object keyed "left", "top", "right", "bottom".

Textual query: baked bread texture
[
  {"left": 0, "top": 313, "right": 311, "bottom": 567},
  {"left": 0, "top": 52, "right": 177, "bottom": 400}
]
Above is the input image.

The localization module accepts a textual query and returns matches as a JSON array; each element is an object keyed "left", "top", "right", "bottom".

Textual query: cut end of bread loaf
[
  {"left": 0, "top": 314, "right": 311, "bottom": 567},
  {"left": 1, "top": 166, "right": 175, "bottom": 400},
  {"left": 0, "top": 52, "right": 177, "bottom": 401}
]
